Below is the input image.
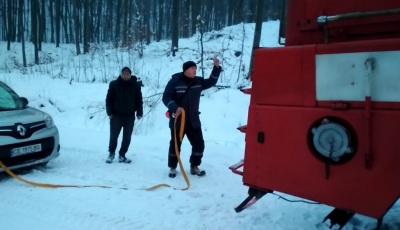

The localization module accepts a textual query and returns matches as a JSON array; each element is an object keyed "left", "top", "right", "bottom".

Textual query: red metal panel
[
  {"left": 285, "top": 0, "right": 400, "bottom": 46},
  {"left": 251, "top": 46, "right": 316, "bottom": 107},
  {"left": 243, "top": 105, "right": 400, "bottom": 218},
  {"left": 243, "top": 36, "right": 400, "bottom": 218}
]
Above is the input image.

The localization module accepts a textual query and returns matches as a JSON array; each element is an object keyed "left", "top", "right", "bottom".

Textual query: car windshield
[{"left": 0, "top": 82, "right": 25, "bottom": 111}]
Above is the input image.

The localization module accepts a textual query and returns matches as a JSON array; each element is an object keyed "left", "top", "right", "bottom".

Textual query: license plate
[{"left": 11, "top": 143, "right": 42, "bottom": 157}]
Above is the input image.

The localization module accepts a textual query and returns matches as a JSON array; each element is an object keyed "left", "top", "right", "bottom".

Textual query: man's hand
[
  {"left": 136, "top": 115, "right": 142, "bottom": 120},
  {"left": 174, "top": 107, "right": 184, "bottom": 117},
  {"left": 213, "top": 57, "right": 220, "bottom": 68}
]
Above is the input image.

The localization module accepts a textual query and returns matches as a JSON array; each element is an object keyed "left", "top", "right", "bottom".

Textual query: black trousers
[
  {"left": 168, "top": 118, "right": 205, "bottom": 168},
  {"left": 108, "top": 115, "right": 135, "bottom": 156}
]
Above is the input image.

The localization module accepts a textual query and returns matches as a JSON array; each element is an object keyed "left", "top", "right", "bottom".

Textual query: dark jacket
[
  {"left": 106, "top": 75, "right": 143, "bottom": 117},
  {"left": 162, "top": 65, "right": 222, "bottom": 128}
]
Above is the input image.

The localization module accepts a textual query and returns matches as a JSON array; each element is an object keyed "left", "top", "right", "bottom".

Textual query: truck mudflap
[
  {"left": 323, "top": 208, "right": 355, "bottom": 230},
  {"left": 234, "top": 187, "right": 272, "bottom": 213},
  {"left": 229, "top": 161, "right": 271, "bottom": 212},
  {"left": 323, "top": 208, "right": 383, "bottom": 230}
]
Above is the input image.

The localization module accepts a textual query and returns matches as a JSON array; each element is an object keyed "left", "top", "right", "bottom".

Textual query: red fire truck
[{"left": 231, "top": 1, "right": 400, "bottom": 229}]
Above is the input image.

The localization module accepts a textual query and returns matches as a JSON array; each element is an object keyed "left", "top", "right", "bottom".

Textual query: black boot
[
  {"left": 169, "top": 168, "right": 177, "bottom": 178},
  {"left": 190, "top": 166, "right": 206, "bottom": 176},
  {"left": 118, "top": 155, "right": 132, "bottom": 164},
  {"left": 106, "top": 153, "right": 115, "bottom": 164}
]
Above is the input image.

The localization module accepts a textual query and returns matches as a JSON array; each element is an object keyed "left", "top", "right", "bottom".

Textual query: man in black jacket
[
  {"left": 162, "top": 58, "right": 221, "bottom": 177},
  {"left": 105, "top": 67, "right": 143, "bottom": 164}
]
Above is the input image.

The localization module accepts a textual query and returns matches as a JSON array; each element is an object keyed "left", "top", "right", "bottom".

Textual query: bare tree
[
  {"left": 1, "top": 0, "right": 283, "bottom": 52},
  {"left": 182, "top": 0, "right": 190, "bottom": 38},
  {"left": 6, "top": 0, "right": 14, "bottom": 50},
  {"left": 171, "top": 0, "right": 179, "bottom": 56},
  {"left": 122, "top": 0, "right": 128, "bottom": 46},
  {"left": 63, "top": 0, "right": 71, "bottom": 44},
  {"left": 95, "top": 0, "right": 102, "bottom": 43},
  {"left": 60, "top": 0, "right": 73, "bottom": 44},
  {"left": 1, "top": 1, "right": 5, "bottom": 41},
  {"left": 103, "top": 1, "right": 114, "bottom": 42},
  {"left": 38, "top": 0, "right": 46, "bottom": 51},
  {"left": 191, "top": 0, "right": 200, "bottom": 36},
  {"left": 227, "top": 0, "right": 234, "bottom": 26},
  {"left": 73, "top": 0, "right": 81, "bottom": 55},
  {"left": 204, "top": 0, "right": 214, "bottom": 32},
  {"left": 248, "top": 0, "right": 264, "bottom": 80},
  {"left": 31, "top": 0, "right": 40, "bottom": 64},
  {"left": 83, "top": 0, "right": 90, "bottom": 54},
  {"left": 156, "top": 0, "right": 164, "bottom": 42},
  {"left": 55, "top": 0, "right": 61, "bottom": 46},
  {"left": 233, "top": 0, "right": 244, "bottom": 24},
  {"left": 144, "top": 0, "right": 151, "bottom": 45},
  {"left": 114, "top": 0, "right": 122, "bottom": 47},
  {"left": 49, "top": 0, "right": 54, "bottom": 43},
  {"left": 19, "top": 0, "right": 26, "bottom": 67},
  {"left": 197, "top": 15, "right": 205, "bottom": 78}
]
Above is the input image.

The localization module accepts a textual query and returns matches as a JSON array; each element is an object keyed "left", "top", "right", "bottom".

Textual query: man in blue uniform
[{"left": 162, "top": 58, "right": 221, "bottom": 177}]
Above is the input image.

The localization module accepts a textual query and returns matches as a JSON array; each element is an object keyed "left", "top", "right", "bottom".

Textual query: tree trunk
[
  {"left": 96, "top": 0, "right": 102, "bottom": 43},
  {"left": 83, "top": 0, "right": 90, "bottom": 54},
  {"left": 227, "top": 0, "right": 234, "bottom": 26},
  {"left": 7, "top": 0, "right": 13, "bottom": 50},
  {"left": 233, "top": 0, "right": 244, "bottom": 24},
  {"left": 61, "top": 0, "right": 70, "bottom": 43},
  {"left": 156, "top": 0, "right": 164, "bottom": 42},
  {"left": 249, "top": 0, "right": 257, "bottom": 22},
  {"left": 144, "top": 0, "right": 151, "bottom": 45},
  {"left": 19, "top": 0, "right": 26, "bottom": 67},
  {"left": 203, "top": 0, "right": 213, "bottom": 32},
  {"left": 122, "top": 0, "right": 129, "bottom": 47},
  {"left": 55, "top": 0, "right": 60, "bottom": 46},
  {"left": 31, "top": 0, "right": 39, "bottom": 64},
  {"left": 38, "top": 0, "right": 45, "bottom": 50},
  {"left": 182, "top": 0, "right": 190, "bottom": 38},
  {"left": 16, "top": 0, "right": 22, "bottom": 42},
  {"left": 249, "top": 0, "right": 265, "bottom": 80},
  {"left": 66, "top": 0, "right": 73, "bottom": 43},
  {"left": 152, "top": 0, "right": 157, "bottom": 41},
  {"left": 191, "top": 0, "right": 200, "bottom": 35},
  {"left": 198, "top": 15, "right": 205, "bottom": 78},
  {"left": 73, "top": 0, "right": 81, "bottom": 55},
  {"left": 49, "top": 0, "right": 54, "bottom": 43},
  {"left": 114, "top": 0, "right": 122, "bottom": 47},
  {"left": 104, "top": 1, "right": 113, "bottom": 42},
  {"left": 171, "top": 0, "right": 179, "bottom": 56}
]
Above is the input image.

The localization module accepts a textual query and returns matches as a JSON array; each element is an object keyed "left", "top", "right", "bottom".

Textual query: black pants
[
  {"left": 108, "top": 115, "right": 135, "bottom": 156},
  {"left": 168, "top": 118, "right": 204, "bottom": 168}
]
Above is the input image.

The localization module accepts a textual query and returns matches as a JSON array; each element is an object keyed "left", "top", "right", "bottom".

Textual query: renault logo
[{"left": 16, "top": 125, "right": 26, "bottom": 136}]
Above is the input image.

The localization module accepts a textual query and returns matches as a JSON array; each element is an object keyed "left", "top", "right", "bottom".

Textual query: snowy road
[{"left": 1, "top": 130, "right": 399, "bottom": 230}]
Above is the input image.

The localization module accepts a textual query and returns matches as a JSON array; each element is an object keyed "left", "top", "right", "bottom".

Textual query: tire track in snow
[
  {"left": 0, "top": 147, "right": 155, "bottom": 230},
  {"left": 0, "top": 184, "right": 146, "bottom": 230}
]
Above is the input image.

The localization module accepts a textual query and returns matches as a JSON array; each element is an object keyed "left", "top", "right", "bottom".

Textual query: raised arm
[{"left": 202, "top": 57, "right": 222, "bottom": 90}]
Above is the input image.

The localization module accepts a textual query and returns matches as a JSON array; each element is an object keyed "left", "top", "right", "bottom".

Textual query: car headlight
[{"left": 44, "top": 115, "right": 55, "bottom": 128}]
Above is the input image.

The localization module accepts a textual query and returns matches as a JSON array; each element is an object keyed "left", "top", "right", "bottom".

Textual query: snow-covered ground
[{"left": 0, "top": 21, "right": 399, "bottom": 230}]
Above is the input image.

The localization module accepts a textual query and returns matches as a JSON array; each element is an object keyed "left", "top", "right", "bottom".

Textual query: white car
[{"left": 0, "top": 81, "right": 60, "bottom": 171}]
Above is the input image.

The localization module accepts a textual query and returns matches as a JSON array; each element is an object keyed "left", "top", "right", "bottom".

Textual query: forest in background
[{"left": 1, "top": 0, "right": 281, "bottom": 65}]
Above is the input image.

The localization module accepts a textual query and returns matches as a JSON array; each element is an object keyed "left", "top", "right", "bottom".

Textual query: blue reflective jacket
[{"left": 162, "top": 66, "right": 222, "bottom": 128}]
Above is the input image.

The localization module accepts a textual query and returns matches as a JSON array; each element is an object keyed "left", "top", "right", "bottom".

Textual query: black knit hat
[
  {"left": 121, "top": 66, "right": 131, "bottom": 74},
  {"left": 182, "top": 61, "right": 197, "bottom": 72}
]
